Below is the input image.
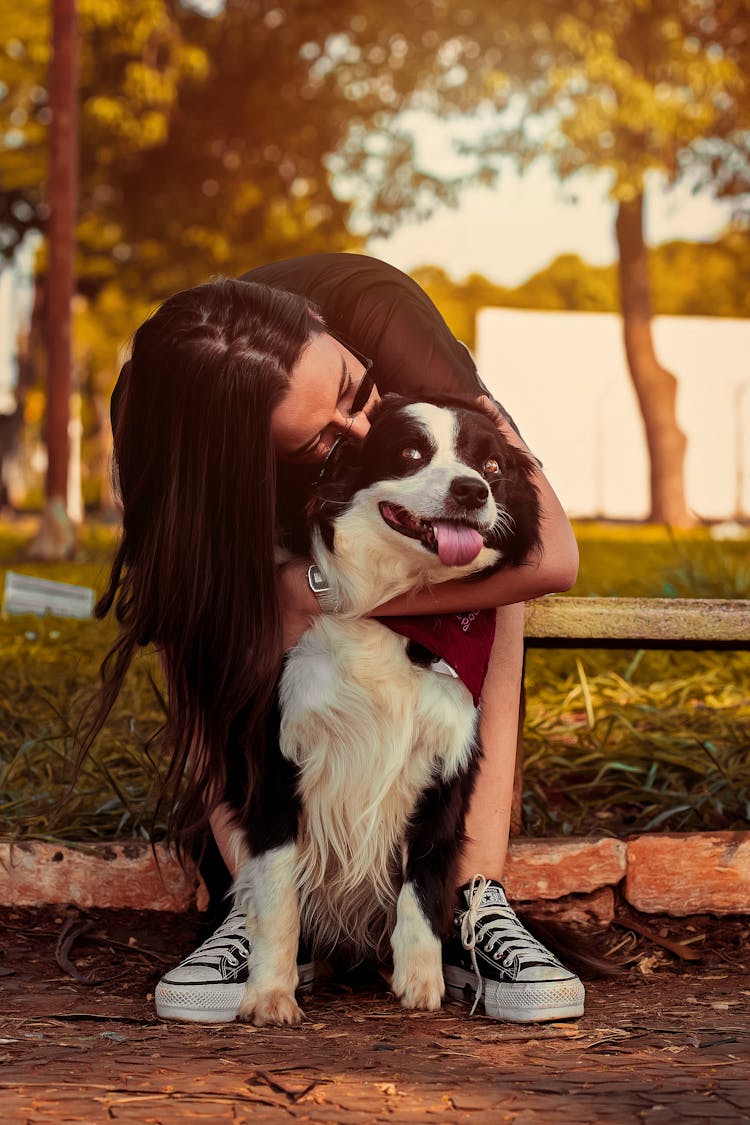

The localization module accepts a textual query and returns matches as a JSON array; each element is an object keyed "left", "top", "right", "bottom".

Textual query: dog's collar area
[
  {"left": 405, "top": 639, "right": 461, "bottom": 681},
  {"left": 379, "top": 610, "right": 498, "bottom": 706},
  {"left": 378, "top": 502, "right": 486, "bottom": 567}
]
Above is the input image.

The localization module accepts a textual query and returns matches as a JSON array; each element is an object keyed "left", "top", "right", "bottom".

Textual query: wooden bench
[{"left": 511, "top": 597, "right": 750, "bottom": 831}]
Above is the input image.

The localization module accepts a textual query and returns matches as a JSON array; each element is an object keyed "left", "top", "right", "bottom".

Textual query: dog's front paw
[
  {"left": 391, "top": 883, "right": 445, "bottom": 1010},
  {"left": 392, "top": 956, "right": 445, "bottom": 1011},
  {"left": 238, "top": 986, "right": 304, "bottom": 1027}
]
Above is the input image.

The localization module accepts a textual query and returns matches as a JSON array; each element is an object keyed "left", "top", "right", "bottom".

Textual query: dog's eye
[
  {"left": 483, "top": 458, "right": 501, "bottom": 477},
  {"left": 401, "top": 447, "right": 423, "bottom": 461}
]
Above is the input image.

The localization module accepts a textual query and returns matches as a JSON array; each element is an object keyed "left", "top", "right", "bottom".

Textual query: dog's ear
[
  {"left": 304, "top": 396, "right": 416, "bottom": 554},
  {"left": 489, "top": 443, "right": 543, "bottom": 566},
  {"left": 365, "top": 392, "right": 413, "bottom": 429},
  {"left": 305, "top": 443, "right": 363, "bottom": 554}
]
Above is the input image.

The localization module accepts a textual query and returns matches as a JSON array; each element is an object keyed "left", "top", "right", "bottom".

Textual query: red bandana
[{"left": 377, "top": 610, "right": 497, "bottom": 706}]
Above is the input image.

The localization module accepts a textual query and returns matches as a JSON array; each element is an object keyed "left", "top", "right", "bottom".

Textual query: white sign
[{"left": 3, "top": 571, "right": 95, "bottom": 619}]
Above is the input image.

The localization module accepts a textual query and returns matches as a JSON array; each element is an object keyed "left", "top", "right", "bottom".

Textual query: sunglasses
[
  {"left": 313, "top": 332, "right": 377, "bottom": 488},
  {"left": 326, "top": 329, "right": 376, "bottom": 415}
]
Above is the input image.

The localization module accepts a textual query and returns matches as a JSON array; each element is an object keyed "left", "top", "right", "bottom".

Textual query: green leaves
[{"left": 335, "top": 0, "right": 749, "bottom": 227}]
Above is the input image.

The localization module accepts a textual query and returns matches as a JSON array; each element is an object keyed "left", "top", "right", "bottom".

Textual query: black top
[{"left": 239, "top": 253, "right": 491, "bottom": 401}]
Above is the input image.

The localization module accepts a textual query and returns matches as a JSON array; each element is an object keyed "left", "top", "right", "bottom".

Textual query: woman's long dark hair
[{"left": 79, "top": 278, "right": 322, "bottom": 857}]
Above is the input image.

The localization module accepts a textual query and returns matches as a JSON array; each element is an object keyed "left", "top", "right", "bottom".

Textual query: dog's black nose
[{"left": 450, "top": 476, "right": 489, "bottom": 509}]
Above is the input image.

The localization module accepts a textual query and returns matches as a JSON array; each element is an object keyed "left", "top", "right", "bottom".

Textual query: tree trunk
[
  {"left": 615, "top": 195, "right": 692, "bottom": 527},
  {"left": 28, "top": 0, "right": 79, "bottom": 559}
]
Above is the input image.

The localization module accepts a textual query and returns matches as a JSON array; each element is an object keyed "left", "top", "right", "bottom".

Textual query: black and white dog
[{"left": 230, "top": 395, "right": 541, "bottom": 1026}]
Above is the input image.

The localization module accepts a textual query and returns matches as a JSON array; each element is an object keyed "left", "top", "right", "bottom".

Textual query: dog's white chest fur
[{"left": 279, "top": 615, "right": 477, "bottom": 956}]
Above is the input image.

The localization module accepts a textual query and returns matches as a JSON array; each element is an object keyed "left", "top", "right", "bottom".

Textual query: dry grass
[
  {"left": 0, "top": 521, "right": 169, "bottom": 843},
  {"left": 0, "top": 517, "right": 748, "bottom": 843},
  {"left": 523, "top": 648, "right": 749, "bottom": 836}
]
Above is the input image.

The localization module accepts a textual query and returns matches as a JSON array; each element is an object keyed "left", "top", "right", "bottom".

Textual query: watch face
[{"left": 308, "top": 565, "right": 330, "bottom": 594}]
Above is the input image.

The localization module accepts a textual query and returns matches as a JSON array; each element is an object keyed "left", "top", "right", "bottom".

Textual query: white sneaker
[
  {"left": 155, "top": 906, "right": 314, "bottom": 1023},
  {"left": 443, "top": 875, "right": 585, "bottom": 1022}
]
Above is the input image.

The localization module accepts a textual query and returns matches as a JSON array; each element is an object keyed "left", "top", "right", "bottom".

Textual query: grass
[
  {"left": 0, "top": 517, "right": 748, "bottom": 844},
  {"left": 521, "top": 522, "right": 750, "bottom": 835},
  {"left": 523, "top": 649, "right": 749, "bottom": 836},
  {"left": 0, "top": 520, "right": 168, "bottom": 844}
]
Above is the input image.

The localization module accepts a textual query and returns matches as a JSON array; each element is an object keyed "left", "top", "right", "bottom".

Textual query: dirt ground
[{"left": 0, "top": 905, "right": 748, "bottom": 1124}]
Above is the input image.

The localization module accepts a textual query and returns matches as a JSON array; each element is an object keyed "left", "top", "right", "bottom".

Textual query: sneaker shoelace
[
  {"left": 180, "top": 906, "right": 251, "bottom": 970},
  {"left": 459, "top": 874, "right": 561, "bottom": 1015}
]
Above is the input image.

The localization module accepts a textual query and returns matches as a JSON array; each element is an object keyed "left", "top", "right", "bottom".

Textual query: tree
[
  {"left": 332, "top": 0, "right": 750, "bottom": 525},
  {"left": 0, "top": 0, "right": 209, "bottom": 259},
  {"left": 0, "top": 0, "right": 372, "bottom": 303},
  {"left": 6, "top": 1, "right": 747, "bottom": 527},
  {"left": 27, "top": 0, "right": 79, "bottom": 559},
  {"left": 0, "top": 0, "right": 212, "bottom": 542}
]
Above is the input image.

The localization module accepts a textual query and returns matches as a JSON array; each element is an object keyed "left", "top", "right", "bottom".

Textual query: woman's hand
[{"left": 277, "top": 558, "right": 321, "bottom": 651}]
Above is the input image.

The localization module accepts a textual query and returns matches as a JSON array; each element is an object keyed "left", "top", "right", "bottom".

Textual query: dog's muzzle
[{"left": 378, "top": 502, "right": 486, "bottom": 567}]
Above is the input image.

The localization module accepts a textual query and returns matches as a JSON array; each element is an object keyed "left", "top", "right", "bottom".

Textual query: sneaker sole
[
  {"left": 443, "top": 965, "right": 585, "bottom": 1023},
  {"left": 155, "top": 963, "right": 315, "bottom": 1024}
]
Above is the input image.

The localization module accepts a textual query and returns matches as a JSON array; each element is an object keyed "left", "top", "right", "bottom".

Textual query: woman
[{"left": 97, "top": 253, "right": 581, "bottom": 1025}]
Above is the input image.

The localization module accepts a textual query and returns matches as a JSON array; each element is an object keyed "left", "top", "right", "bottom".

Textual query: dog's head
[{"left": 308, "top": 395, "right": 541, "bottom": 613}]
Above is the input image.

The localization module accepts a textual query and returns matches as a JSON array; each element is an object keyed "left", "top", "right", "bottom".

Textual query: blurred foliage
[
  {"left": 329, "top": 0, "right": 750, "bottom": 229},
  {"left": 4, "top": 1, "right": 747, "bottom": 296},
  {"left": 0, "top": 518, "right": 748, "bottom": 843},
  {"left": 0, "top": 0, "right": 208, "bottom": 258},
  {"left": 2, "top": 1, "right": 748, "bottom": 383},
  {"left": 573, "top": 521, "right": 750, "bottom": 599},
  {"left": 0, "top": 0, "right": 374, "bottom": 295},
  {"left": 72, "top": 284, "right": 154, "bottom": 394},
  {"left": 414, "top": 229, "right": 750, "bottom": 348},
  {"left": 2, "top": 3, "right": 749, "bottom": 519}
]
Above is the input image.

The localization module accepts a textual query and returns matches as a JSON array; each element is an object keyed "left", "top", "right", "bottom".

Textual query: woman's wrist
[{"left": 278, "top": 558, "right": 321, "bottom": 649}]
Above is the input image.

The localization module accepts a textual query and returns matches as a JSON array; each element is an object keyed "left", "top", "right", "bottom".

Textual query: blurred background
[
  {"left": 0, "top": 0, "right": 749, "bottom": 545},
  {"left": 0, "top": 0, "right": 748, "bottom": 843}
]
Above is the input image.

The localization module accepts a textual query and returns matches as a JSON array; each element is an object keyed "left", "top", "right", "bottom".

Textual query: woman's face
[{"left": 271, "top": 332, "right": 380, "bottom": 464}]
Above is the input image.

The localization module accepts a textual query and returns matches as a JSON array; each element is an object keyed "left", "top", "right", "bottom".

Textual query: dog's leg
[
  {"left": 391, "top": 878, "right": 444, "bottom": 1010},
  {"left": 229, "top": 696, "right": 304, "bottom": 1027},
  {"left": 233, "top": 842, "right": 303, "bottom": 1026},
  {"left": 392, "top": 749, "right": 481, "bottom": 1010}
]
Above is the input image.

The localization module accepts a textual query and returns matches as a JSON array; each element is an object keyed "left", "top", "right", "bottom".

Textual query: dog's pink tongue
[{"left": 434, "top": 522, "right": 484, "bottom": 566}]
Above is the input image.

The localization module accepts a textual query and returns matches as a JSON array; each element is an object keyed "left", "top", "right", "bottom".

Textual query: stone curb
[
  {"left": 625, "top": 831, "right": 750, "bottom": 916},
  {"left": 1, "top": 832, "right": 748, "bottom": 916},
  {"left": 0, "top": 841, "right": 207, "bottom": 913}
]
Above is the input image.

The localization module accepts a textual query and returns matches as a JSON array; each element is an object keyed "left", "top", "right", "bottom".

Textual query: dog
[{"left": 229, "top": 395, "right": 541, "bottom": 1026}]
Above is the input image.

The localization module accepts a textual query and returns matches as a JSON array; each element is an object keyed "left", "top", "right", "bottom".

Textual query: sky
[{"left": 367, "top": 160, "right": 738, "bottom": 287}]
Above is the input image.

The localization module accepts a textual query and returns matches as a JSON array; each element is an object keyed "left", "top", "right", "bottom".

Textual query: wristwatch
[{"left": 307, "top": 563, "right": 332, "bottom": 604}]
